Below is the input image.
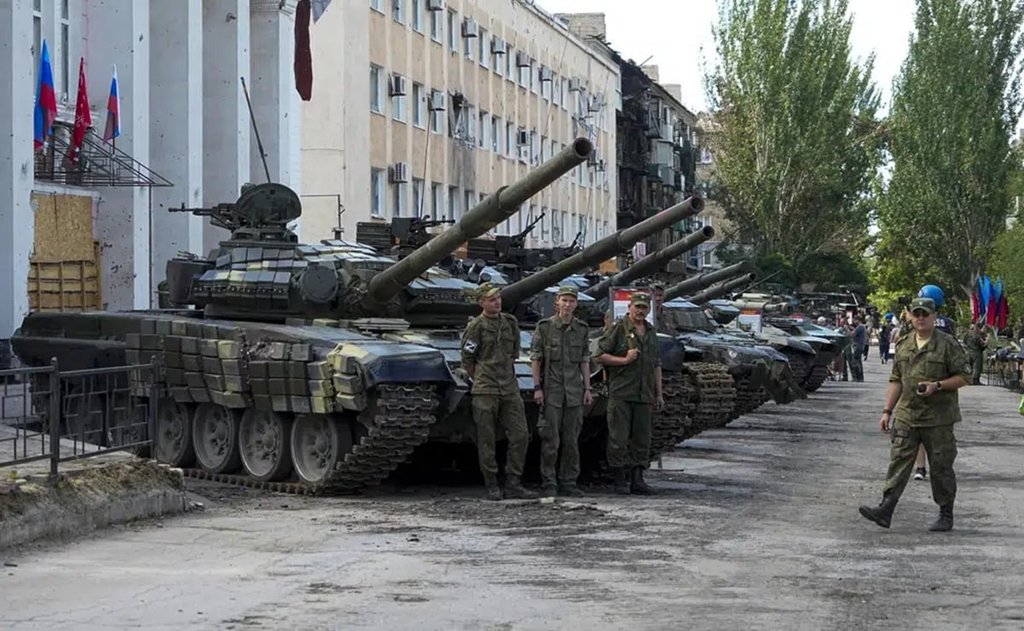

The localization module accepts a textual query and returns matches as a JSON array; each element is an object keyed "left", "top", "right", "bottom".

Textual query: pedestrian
[
  {"left": 594, "top": 292, "right": 665, "bottom": 495},
  {"left": 878, "top": 323, "right": 892, "bottom": 365},
  {"left": 461, "top": 282, "right": 536, "bottom": 501},
  {"left": 850, "top": 316, "right": 866, "bottom": 382},
  {"left": 530, "top": 285, "right": 593, "bottom": 497},
  {"left": 964, "top": 321, "right": 988, "bottom": 386},
  {"left": 858, "top": 297, "right": 971, "bottom": 531}
]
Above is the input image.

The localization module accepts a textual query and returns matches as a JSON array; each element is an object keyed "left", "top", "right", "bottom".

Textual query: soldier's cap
[
  {"left": 630, "top": 292, "right": 652, "bottom": 307},
  {"left": 557, "top": 284, "right": 578, "bottom": 297},
  {"left": 475, "top": 282, "right": 502, "bottom": 300},
  {"left": 909, "top": 297, "right": 936, "bottom": 315}
]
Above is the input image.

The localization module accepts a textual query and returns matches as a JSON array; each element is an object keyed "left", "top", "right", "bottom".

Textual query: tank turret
[
  {"left": 584, "top": 225, "right": 715, "bottom": 300},
  {"left": 499, "top": 195, "right": 705, "bottom": 307},
  {"left": 663, "top": 261, "right": 754, "bottom": 302},
  {"left": 166, "top": 137, "right": 593, "bottom": 324},
  {"left": 687, "top": 272, "right": 757, "bottom": 305}
]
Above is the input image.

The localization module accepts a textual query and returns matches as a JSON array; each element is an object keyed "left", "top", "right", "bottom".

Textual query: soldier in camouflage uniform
[
  {"left": 859, "top": 297, "right": 971, "bottom": 532},
  {"left": 964, "top": 321, "right": 987, "bottom": 385},
  {"left": 461, "top": 283, "right": 536, "bottom": 501},
  {"left": 594, "top": 292, "right": 665, "bottom": 495},
  {"left": 530, "top": 285, "right": 593, "bottom": 497}
]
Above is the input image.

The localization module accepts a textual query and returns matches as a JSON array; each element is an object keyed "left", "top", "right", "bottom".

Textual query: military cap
[
  {"left": 475, "top": 282, "right": 502, "bottom": 300},
  {"left": 557, "top": 284, "right": 578, "bottom": 297},
  {"left": 909, "top": 297, "right": 936, "bottom": 315},
  {"left": 630, "top": 292, "right": 652, "bottom": 307}
]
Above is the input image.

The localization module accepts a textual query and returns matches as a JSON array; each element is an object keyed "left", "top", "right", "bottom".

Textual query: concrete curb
[{"left": 0, "top": 460, "right": 188, "bottom": 550}]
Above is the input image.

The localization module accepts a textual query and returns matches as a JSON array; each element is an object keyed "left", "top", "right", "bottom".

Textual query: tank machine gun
[{"left": 355, "top": 216, "right": 456, "bottom": 257}]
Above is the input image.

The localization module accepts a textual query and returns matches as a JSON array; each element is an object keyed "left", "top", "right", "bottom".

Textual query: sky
[{"left": 538, "top": 0, "right": 918, "bottom": 114}]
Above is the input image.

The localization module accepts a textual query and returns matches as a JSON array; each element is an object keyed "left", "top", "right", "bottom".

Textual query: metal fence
[{"left": 0, "top": 359, "right": 159, "bottom": 476}]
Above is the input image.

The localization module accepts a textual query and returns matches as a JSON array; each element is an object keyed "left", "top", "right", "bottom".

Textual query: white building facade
[
  {"left": 301, "top": 0, "right": 619, "bottom": 248},
  {"left": 0, "top": 0, "right": 301, "bottom": 340}
]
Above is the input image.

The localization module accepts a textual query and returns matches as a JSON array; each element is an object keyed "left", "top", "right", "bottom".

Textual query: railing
[{"left": 0, "top": 358, "right": 160, "bottom": 477}]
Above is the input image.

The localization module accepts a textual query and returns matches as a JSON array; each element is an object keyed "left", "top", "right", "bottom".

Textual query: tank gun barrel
[
  {"left": 687, "top": 273, "right": 757, "bottom": 305},
  {"left": 500, "top": 195, "right": 705, "bottom": 306},
  {"left": 584, "top": 225, "right": 715, "bottom": 299},
  {"left": 663, "top": 260, "right": 754, "bottom": 302},
  {"left": 366, "top": 138, "right": 593, "bottom": 303}
]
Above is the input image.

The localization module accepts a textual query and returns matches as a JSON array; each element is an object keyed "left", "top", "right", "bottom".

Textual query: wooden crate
[{"left": 28, "top": 260, "right": 101, "bottom": 311}]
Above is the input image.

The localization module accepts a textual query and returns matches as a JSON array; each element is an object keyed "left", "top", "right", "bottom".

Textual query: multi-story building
[
  {"left": 301, "top": 0, "right": 619, "bottom": 249},
  {"left": 0, "top": 0, "right": 300, "bottom": 343},
  {"left": 693, "top": 111, "right": 732, "bottom": 270}
]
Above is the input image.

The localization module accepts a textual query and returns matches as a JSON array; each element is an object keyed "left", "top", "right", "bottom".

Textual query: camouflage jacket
[
  {"left": 530, "top": 315, "right": 590, "bottom": 407},
  {"left": 596, "top": 316, "right": 661, "bottom": 404},
  {"left": 890, "top": 330, "right": 972, "bottom": 427},
  {"left": 461, "top": 312, "right": 521, "bottom": 396}
]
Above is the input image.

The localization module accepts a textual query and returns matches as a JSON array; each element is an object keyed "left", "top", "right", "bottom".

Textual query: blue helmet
[{"left": 917, "top": 284, "right": 945, "bottom": 310}]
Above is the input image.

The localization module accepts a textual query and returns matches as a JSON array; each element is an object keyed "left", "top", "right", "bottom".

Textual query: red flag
[
  {"left": 67, "top": 58, "right": 91, "bottom": 166},
  {"left": 294, "top": 0, "right": 313, "bottom": 101}
]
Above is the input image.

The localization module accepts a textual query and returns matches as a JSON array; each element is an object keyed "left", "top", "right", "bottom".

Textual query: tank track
[
  {"left": 802, "top": 365, "right": 829, "bottom": 393},
  {"left": 649, "top": 372, "right": 697, "bottom": 457},
  {"left": 729, "top": 375, "right": 764, "bottom": 420},
  {"left": 649, "top": 362, "right": 736, "bottom": 459},
  {"left": 182, "top": 384, "right": 438, "bottom": 495},
  {"left": 784, "top": 351, "right": 812, "bottom": 385}
]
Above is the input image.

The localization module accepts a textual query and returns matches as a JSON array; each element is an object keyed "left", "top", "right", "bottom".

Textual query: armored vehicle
[{"left": 12, "top": 138, "right": 595, "bottom": 493}]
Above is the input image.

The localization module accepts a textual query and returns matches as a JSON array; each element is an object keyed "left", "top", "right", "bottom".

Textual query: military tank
[{"left": 12, "top": 138, "right": 595, "bottom": 494}]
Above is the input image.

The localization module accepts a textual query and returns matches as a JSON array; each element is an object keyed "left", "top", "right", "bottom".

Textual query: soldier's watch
[{"left": 934, "top": 381, "right": 942, "bottom": 391}]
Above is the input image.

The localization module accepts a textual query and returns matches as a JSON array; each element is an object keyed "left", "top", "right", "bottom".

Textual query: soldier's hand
[
  {"left": 625, "top": 349, "right": 640, "bottom": 364},
  {"left": 880, "top": 412, "right": 890, "bottom": 433},
  {"left": 534, "top": 389, "right": 544, "bottom": 406},
  {"left": 656, "top": 395, "right": 665, "bottom": 411},
  {"left": 583, "top": 389, "right": 593, "bottom": 407},
  {"left": 916, "top": 381, "right": 939, "bottom": 397}
]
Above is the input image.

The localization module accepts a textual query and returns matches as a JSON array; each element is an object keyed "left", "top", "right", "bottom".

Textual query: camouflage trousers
[
  {"left": 472, "top": 393, "right": 529, "bottom": 477},
  {"left": 606, "top": 398, "right": 652, "bottom": 469},
  {"left": 884, "top": 420, "right": 958, "bottom": 506},
  {"left": 970, "top": 351, "right": 984, "bottom": 384},
  {"left": 538, "top": 403, "right": 583, "bottom": 489},
  {"left": 848, "top": 349, "right": 864, "bottom": 381}
]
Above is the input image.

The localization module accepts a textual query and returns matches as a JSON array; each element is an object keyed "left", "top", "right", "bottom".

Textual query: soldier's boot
[
  {"left": 558, "top": 483, "right": 585, "bottom": 498},
  {"left": 928, "top": 502, "right": 954, "bottom": 532},
  {"left": 613, "top": 468, "right": 631, "bottom": 495},
  {"left": 858, "top": 492, "right": 899, "bottom": 528},
  {"left": 504, "top": 474, "right": 537, "bottom": 499},
  {"left": 629, "top": 467, "right": 656, "bottom": 496},
  {"left": 483, "top": 475, "right": 503, "bottom": 501},
  {"left": 540, "top": 483, "right": 558, "bottom": 497}
]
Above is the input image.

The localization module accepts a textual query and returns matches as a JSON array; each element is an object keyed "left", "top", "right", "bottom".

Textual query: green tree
[
  {"left": 875, "top": 0, "right": 1024, "bottom": 306},
  {"left": 707, "top": 0, "right": 883, "bottom": 282}
]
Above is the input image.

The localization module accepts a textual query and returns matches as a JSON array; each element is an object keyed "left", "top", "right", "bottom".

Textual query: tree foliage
[
  {"left": 875, "top": 0, "right": 1024, "bottom": 306},
  {"left": 707, "top": 0, "right": 883, "bottom": 282}
]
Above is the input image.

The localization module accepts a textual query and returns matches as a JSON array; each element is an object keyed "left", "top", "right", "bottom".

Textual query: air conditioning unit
[
  {"left": 539, "top": 67, "right": 553, "bottom": 82},
  {"left": 517, "top": 128, "right": 530, "bottom": 146},
  {"left": 515, "top": 51, "right": 531, "bottom": 67},
  {"left": 491, "top": 38, "right": 507, "bottom": 55},
  {"left": 389, "top": 162, "right": 410, "bottom": 183},
  {"left": 427, "top": 0, "right": 445, "bottom": 10},
  {"left": 389, "top": 74, "right": 407, "bottom": 97},
  {"left": 588, "top": 95, "right": 602, "bottom": 112},
  {"left": 461, "top": 17, "right": 479, "bottom": 38},
  {"left": 568, "top": 77, "right": 582, "bottom": 92},
  {"left": 428, "top": 90, "right": 446, "bottom": 112}
]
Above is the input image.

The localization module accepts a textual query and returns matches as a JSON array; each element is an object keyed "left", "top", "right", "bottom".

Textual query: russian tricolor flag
[
  {"left": 102, "top": 65, "right": 121, "bottom": 143},
  {"left": 33, "top": 39, "right": 58, "bottom": 151}
]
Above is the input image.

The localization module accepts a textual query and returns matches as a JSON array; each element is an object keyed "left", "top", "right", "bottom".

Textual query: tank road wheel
[
  {"left": 291, "top": 414, "right": 353, "bottom": 484},
  {"left": 239, "top": 409, "right": 293, "bottom": 482},
  {"left": 155, "top": 398, "right": 196, "bottom": 467},
  {"left": 192, "top": 403, "right": 242, "bottom": 474}
]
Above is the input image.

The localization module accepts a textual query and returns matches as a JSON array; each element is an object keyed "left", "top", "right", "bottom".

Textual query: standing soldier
[
  {"left": 858, "top": 297, "right": 971, "bottom": 532},
  {"left": 461, "top": 283, "right": 536, "bottom": 501},
  {"left": 594, "top": 292, "right": 665, "bottom": 495},
  {"left": 964, "top": 321, "right": 987, "bottom": 385},
  {"left": 531, "top": 285, "right": 593, "bottom": 497}
]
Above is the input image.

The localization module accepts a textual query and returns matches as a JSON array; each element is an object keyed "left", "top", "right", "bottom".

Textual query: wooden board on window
[
  {"left": 31, "top": 193, "right": 96, "bottom": 263},
  {"left": 28, "top": 260, "right": 101, "bottom": 311}
]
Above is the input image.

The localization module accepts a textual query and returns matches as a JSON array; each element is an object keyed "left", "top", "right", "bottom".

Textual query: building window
[
  {"left": 463, "top": 26, "right": 475, "bottom": 61},
  {"left": 430, "top": 5, "right": 442, "bottom": 41},
  {"left": 392, "top": 182, "right": 407, "bottom": 217},
  {"left": 371, "top": 0, "right": 384, "bottom": 13},
  {"left": 552, "top": 74, "right": 561, "bottom": 107},
  {"left": 412, "top": 82, "right": 425, "bottom": 128},
  {"left": 447, "top": 9, "right": 458, "bottom": 52},
  {"left": 411, "top": 0, "right": 423, "bottom": 32},
  {"left": 493, "top": 44, "right": 504, "bottom": 77},
  {"left": 60, "top": 0, "right": 69, "bottom": 98},
  {"left": 412, "top": 178, "right": 425, "bottom": 216},
  {"left": 430, "top": 90, "right": 444, "bottom": 134},
  {"left": 371, "top": 168, "right": 385, "bottom": 217},
  {"left": 518, "top": 63, "right": 529, "bottom": 88},
  {"left": 491, "top": 116, "right": 500, "bottom": 153},
  {"left": 540, "top": 135, "right": 548, "bottom": 162},
  {"left": 392, "top": 0, "right": 404, "bottom": 23},
  {"left": 506, "top": 46, "right": 516, "bottom": 80},
  {"left": 465, "top": 190, "right": 476, "bottom": 216},
  {"left": 370, "top": 65, "right": 384, "bottom": 113},
  {"left": 478, "top": 28, "right": 489, "bottom": 68},
  {"left": 478, "top": 110, "right": 488, "bottom": 149},
  {"left": 391, "top": 73, "right": 406, "bottom": 122},
  {"left": 431, "top": 182, "right": 443, "bottom": 218},
  {"left": 448, "top": 185, "right": 460, "bottom": 220}
]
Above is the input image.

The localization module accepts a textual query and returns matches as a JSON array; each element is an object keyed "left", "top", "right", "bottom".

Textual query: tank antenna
[{"left": 240, "top": 76, "right": 272, "bottom": 183}]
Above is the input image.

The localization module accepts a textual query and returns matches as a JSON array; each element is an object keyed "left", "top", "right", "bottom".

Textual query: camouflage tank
[{"left": 12, "top": 138, "right": 594, "bottom": 494}]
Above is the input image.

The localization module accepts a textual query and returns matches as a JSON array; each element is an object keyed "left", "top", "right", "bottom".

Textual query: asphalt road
[{"left": 3, "top": 357, "right": 1024, "bottom": 631}]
